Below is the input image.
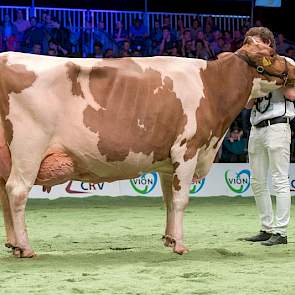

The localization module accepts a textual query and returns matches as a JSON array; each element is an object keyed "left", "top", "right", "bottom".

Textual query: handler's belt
[{"left": 254, "top": 116, "right": 290, "bottom": 128}]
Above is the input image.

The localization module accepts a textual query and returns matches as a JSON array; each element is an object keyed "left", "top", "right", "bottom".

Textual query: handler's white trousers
[{"left": 248, "top": 123, "right": 291, "bottom": 236}]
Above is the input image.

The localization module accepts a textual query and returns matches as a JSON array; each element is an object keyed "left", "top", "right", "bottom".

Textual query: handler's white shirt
[{"left": 250, "top": 88, "right": 295, "bottom": 125}]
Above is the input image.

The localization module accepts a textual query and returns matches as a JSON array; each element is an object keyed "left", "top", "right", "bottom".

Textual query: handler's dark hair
[{"left": 244, "top": 27, "right": 276, "bottom": 50}]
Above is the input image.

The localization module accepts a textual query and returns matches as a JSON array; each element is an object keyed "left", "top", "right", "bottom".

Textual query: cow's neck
[
  {"left": 200, "top": 54, "right": 256, "bottom": 133},
  {"left": 193, "top": 53, "right": 259, "bottom": 153}
]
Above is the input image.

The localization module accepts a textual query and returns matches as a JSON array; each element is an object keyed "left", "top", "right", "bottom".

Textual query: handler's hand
[
  {"left": 283, "top": 86, "right": 295, "bottom": 101},
  {"left": 245, "top": 98, "right": 256, "bottom": 109}
]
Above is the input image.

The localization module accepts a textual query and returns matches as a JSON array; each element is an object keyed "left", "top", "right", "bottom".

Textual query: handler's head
[{"left": 244, "top": 27, "right": 276, "bottom": 50}]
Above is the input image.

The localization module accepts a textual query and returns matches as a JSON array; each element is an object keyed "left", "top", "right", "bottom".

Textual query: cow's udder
[{"left": 36, "top": 152, "right": 74, "bottom": 186}]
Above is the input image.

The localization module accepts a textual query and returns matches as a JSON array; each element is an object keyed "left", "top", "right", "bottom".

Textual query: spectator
[
  {"left": 47, "top": 48, "right": 57, "bottom": 56},
  {"left": 205, "top": 16, "right": 214, "bottom": 28},
  {"left": 241, "top": 25, "right": 250, "bottom": 37},
  {"left": 223, "top": 30, "right": 233, "bottom": 44},
  {"left": 31, "top": 43, "right": 42, "bottom": 55},
  {"left": 182, "top": 29, "right": 192, "bottom": 44},
  {"left": 195, "top": 30, "right": 206, "bottom": 42},
  {"left": 43, "top": 14, "right": 56, "bottom": 35},
  {"left": 159, "top": 26, "right": 175, "bottom": 55},
  {"left": 37, "top": 10, "right": 49, "bottom": 28},
  {"left": 94, "top": 21, "right": 115, "bottom": 55},
  {"left": 150, "top": 19, "right": 162, "bottom": 55},
  {"left": 220, "top": 126, "right": 247, "bottom": 163},
  {"left": 222, "top": 41, "right": 232, "bottom": 52},
  {"left": 254, "top": 19, "right": 263, "bottom": 27},
  {"left": 2, "top": 15, "right": 17, "bottom": 51},
  {"left": 177, "top": 18, "right": 185, "bottom": 40},
  {"left": 104, "top": 48, "right": 114, "bottom": 58},
  {"left": 190, "top": 18, "right": 202, "bottom": 41},
  {"left": 183, "top": 40, "right": 196, "bottom": 58},
  {"left": 24, "top": 17, "right": 46, "bottom": 53},
  {"left": 50, "top": 19, "right": 71, "bottom": 55},
  {"left": 113, "top": 20, "right": 128, "bottom": 49},
  {"left": 169, "top": 46, "right": 181, "bottom": 57},
  {"left": 88, "top": 41, "right": 103, "bottom": 58},
  {"left": 195, "top": 39, "right": 213, "bottom": 60},
  {"left": 276, "top": 33, "right": 289, "bottom": 55},
  {"left": 119, "top": 40, "right": 132, "bottom": 57},
  {"left": 68, "top": 15, "right": 80, "bottom": 54},
  {"left": 181, "top": 29, "right": 193, "bottom": 55},
  {"left": 151, "top": 19, "right": 162, "bottom": 44},
  {"left": 129, "top": 18, "right": 148, "bottom": 52},
  {"left": 204, "top": 23, "right": 213, "bottom": 42},
  {"left": 14, "top": 9, "right": 31, "bottom": 50},
  {"left": 286, "top": 47, "right": 295, "bottom": 60},
  {"left": 0, "top": 22, "right": 3, "bottom": 51},
  {"left": 210, "top": 30, "right": 223, "bottom": 55},
  {"left": 82, "top": 20, "right": 94, "bottom": 57},
  {"left": 163, "top": 15, "right": 177, "bottom": 41},
  {"left": 48, "top": 39, "right": 68, "bottom": 56},
  {"left": 231, "top": 30, "right": 243, "bottom": 51}
]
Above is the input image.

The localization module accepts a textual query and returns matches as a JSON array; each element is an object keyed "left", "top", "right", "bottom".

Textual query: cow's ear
[{"left": 262, "top": 57, "right": 272, "bottom": 67}]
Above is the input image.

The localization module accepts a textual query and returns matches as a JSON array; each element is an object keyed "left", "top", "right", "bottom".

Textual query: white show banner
[{"left": 29, "top": 163, "right": 295, "bottom": 199}]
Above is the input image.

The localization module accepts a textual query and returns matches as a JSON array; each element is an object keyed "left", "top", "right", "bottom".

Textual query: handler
[{"left": 244, "top": 27, "right": 295, "bottom": 246}]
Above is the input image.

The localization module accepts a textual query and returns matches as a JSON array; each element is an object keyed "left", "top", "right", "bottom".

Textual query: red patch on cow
[{"left": 83, "top": 59, "right": 187, "bottom": 163}]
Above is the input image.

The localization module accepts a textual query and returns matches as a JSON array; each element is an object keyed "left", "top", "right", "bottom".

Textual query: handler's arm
[{"left": 245, "top": 98, "right": 256, "bottom": 109}]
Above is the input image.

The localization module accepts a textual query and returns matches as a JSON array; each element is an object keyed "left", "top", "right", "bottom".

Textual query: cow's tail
[{"left": 0, "top": 119, "right": 12, "bottom": 182}]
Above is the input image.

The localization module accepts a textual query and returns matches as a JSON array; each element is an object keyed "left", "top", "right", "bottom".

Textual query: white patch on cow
[
  {"left": 118, "top": 151, "right": 154, "bottom": 173},
  {"left": 192, "top": 135, "right": 224, "bottom": 180},
  {"left": 5, "top": 52, "right": 109, "bottom": 175},
  {"left": 285, "top": 56, "right": 295, "bottom": 66},
  {"left": 133, "top": 56, "right": 208, "bottom": 142},
  {"left": 137, "top": 119, "right": 145, "bottom": 129},
  {"left": 250, "top": 78, "right": 279, "bottom": 99},
  {"left": 76, "top": 68, "right": 101, "bottom": 111}
]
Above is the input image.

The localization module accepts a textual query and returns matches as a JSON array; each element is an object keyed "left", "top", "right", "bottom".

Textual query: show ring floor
[{"left": 0, "top": 196, "right": 294, "bottom": 295}]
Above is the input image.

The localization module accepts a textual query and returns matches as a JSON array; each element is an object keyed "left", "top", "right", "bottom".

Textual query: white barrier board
[{"left": 28, "top": 163, "right": 295, "bottom": 199}]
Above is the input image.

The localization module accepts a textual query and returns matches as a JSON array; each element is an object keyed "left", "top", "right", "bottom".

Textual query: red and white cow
[{"left": 0, "top": 40, "right": 295, "bottom": 257}]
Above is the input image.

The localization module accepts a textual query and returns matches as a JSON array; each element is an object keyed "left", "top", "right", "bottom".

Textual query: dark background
[{"left": 1, "top": 0, "right": 294, "bottom": 40}]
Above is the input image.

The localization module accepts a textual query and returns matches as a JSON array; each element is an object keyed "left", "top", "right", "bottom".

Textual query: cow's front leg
[
  {"left": 159, "top": 173, "right": 175, "bottom": 247},
  {"left": 0, "top": 179, "right": 17, "bottom": 250}
]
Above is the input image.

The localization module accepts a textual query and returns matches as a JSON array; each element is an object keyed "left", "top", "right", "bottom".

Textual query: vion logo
[
  {"left": 190, "top": 178, "right": 205, "bottom": 195},
  {"left": 130, "top": 173, "right": 158, "bottom": 194},
  {"left": 225, "top": 169, "right": 250, "bottom": 193}
]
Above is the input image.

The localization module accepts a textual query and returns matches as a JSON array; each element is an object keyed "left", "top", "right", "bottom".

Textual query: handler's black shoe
[
  {"left": 261, "top": 233, "right": 287, "bottom": 246},
  {"left": 244, "top": 230, "right": 272, "bottom": 242}
]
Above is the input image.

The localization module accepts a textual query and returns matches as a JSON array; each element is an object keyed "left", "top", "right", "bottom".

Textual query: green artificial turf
[{"left": 0, "top": 196, "right": 295, "bottom": 295}]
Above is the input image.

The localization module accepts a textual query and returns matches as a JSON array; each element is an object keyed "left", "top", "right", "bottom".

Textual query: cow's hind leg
[
  {"left": 164, "top": 148, "right": 198, "bottom": 255},
  {"left": 6, "top": 132, "right": 49, "bottom": 258},
  {"left": 0, "top": 178, "right": 17, "bottom": 251},
  {"left": 6, "top": 166, "right": 37, "bottom": 258}
]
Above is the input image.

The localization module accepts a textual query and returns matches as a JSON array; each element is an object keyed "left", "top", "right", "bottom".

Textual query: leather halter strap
[{"left": 235, "top": 52, "right": 289, "bottom": 86}]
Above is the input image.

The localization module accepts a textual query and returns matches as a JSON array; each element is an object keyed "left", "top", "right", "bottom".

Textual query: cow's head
[{"left": 236, "top": 37, "right": 295, "bottom": 98}]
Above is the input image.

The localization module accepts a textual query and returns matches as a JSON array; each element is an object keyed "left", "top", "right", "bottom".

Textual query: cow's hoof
[
  {"left": 13, "top": 247, "right": 36, "bottom": 258},
  {"left": 5, "top": 242, "right": 16, "bottom": 249},
  {"left": 162, "top": 235, "right": 175, "bottom": 248},
  {"left": 173, "top": 244, "right": 189, "bottom": 255}
]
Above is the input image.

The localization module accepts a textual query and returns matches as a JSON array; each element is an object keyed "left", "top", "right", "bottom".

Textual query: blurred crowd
[{"left": 1, "top": 9, "right": 295, "bottom": 162}]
